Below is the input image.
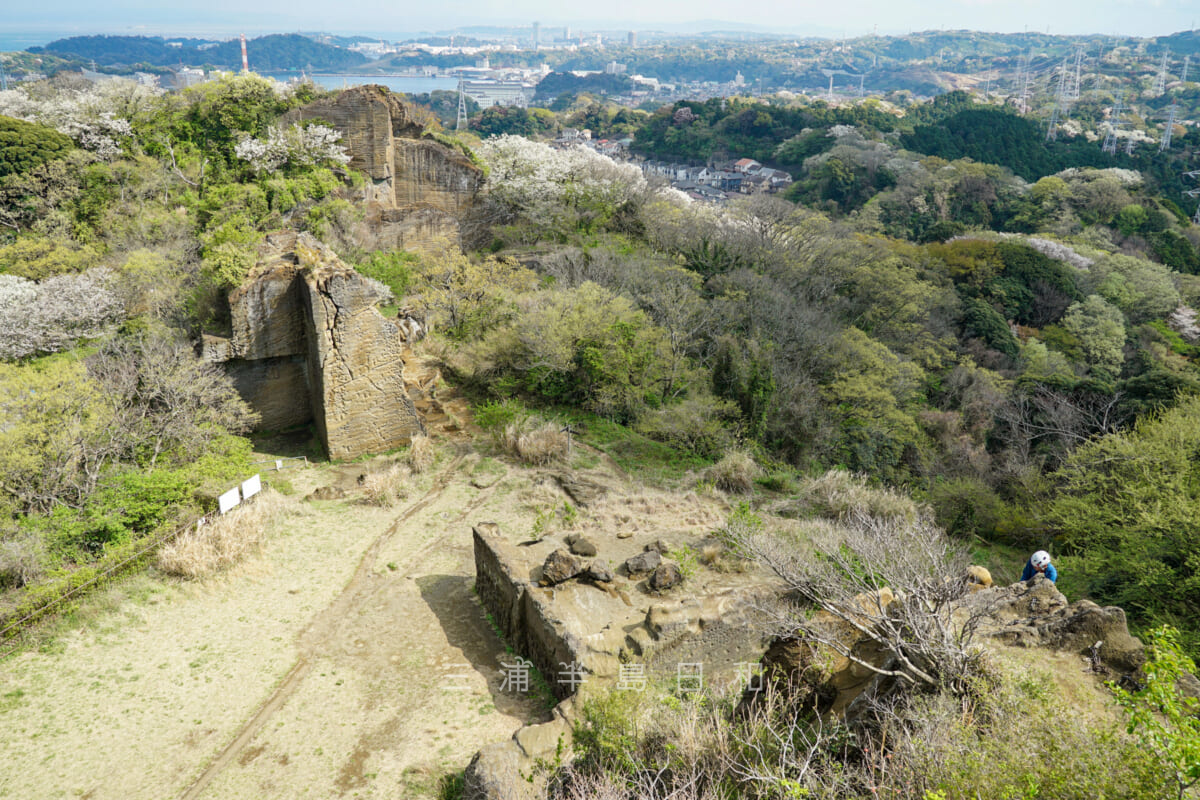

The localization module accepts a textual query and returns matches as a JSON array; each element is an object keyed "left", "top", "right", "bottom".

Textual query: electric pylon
[
  {"left": 1160, "top": 104, "right": 1179, "bottom": 152},
  {"left": 1185, "top": 171, "right": 1200, "bottom": 226},
  {"left": 1102, "top": 92, "right": 1125, "bottom": 155},
  {"left": 456, "top": 79, "right": 467, "bottom": 131},
  {"left": 1046, "top": 58, "right": 1070, "bottom": 142},
  {"left": 1070, "top": 46, "right": 1084, "bottom": 100},
  {"left": 1154, "top": 49, "right": 1170, "bottom": 94}
]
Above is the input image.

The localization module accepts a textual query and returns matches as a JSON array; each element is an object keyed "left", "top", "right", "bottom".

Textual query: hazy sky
[{"left": 4, "top": 0, "right": 1198, "bottom": 41}]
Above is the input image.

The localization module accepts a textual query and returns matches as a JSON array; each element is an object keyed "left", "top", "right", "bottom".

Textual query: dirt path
[{"left": 0, "top": 451, "right": 545, "bottom": 800}]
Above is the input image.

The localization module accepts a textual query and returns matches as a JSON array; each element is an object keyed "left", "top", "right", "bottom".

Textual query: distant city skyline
[{"left": 2, "top": 0, "right": 1197, "bottom": 45}]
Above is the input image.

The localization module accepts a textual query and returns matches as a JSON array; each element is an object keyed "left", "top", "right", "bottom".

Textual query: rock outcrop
[
  {"left": 204, "top": 232, "right": 425, "bottom": 459},
  {"left": 282, "top": 86, "right": 483, "bottom": 252},
  {"left": 759, "top": 574, "right": 1146, "bottom": 721}
]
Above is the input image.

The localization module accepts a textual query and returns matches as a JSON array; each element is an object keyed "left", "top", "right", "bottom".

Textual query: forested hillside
[
  {"left": 1, "top": 70, "right": 1199, "bottom": 799},
  {"left": 30, "top": 34, "right": 366, "bottom": 71}
]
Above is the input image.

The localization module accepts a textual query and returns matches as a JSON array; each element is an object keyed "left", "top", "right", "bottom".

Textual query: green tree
[
  {"left": 1050, "top": 395, "right": 1200, "bottom": 656},
  {"left": 1112, "top": 626, "right": 1200, "bottom": 800},
  {"left": 1061, "top": 295, "right": 1126, "bottom": 378},
  {"left": 0, "top": 116, "right": 73, "bottom": 178},
  {"left": 0, "top": 359, "right": 108, "bottom": 515}
]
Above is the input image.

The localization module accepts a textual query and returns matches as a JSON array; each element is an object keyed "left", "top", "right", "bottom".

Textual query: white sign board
[
  {"left": 241, "top": 474, "right": 262, "bottom": 500},
  {"left": 218, "top": 487, "right": 241, "bottom": 515}
]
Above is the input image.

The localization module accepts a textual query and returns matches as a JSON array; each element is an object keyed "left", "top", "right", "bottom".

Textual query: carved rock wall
[
  {"left": 301, "top": 259, "right": 424, "bottom": 460},
  {"left": 283, "top": 86, "right": 483, "bottom": 249},
  {"left": 205, "top": 232, "right": 424, "bottom": 459}
]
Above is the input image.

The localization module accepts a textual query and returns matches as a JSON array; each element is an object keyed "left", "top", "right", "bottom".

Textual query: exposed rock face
[
  {"left": 204, "top": 232, "right": 425, "bottom": 459},
  {"left": 282, "top": 86, "right": 482, "bottom": 251},
  {"left": 759, "top": 575, "right": 1146, "bottom": 721},
  {"left": 962, "top": 575, "right": 1145, "bottom": 673}
]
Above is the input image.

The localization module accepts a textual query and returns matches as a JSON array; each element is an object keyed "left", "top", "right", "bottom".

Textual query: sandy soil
[{"left": 0, "top": 448, "right": 546, "bottom": 800}]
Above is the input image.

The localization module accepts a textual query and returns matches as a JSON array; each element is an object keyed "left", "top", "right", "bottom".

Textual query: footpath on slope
[{"left": 0, "top": 447, "right": 546, "bottom": 800}]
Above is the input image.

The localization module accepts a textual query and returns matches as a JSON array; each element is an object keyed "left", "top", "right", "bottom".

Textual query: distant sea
[{"left": 288, "top": 75, "right": 460, "bottom": 95}]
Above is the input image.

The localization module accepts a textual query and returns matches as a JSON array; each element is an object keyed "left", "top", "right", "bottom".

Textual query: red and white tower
[{"left": 240, "top": 34, "right": 249, "bottom": 73}]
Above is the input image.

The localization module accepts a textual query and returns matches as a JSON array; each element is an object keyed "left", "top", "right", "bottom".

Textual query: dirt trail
[
  {"left": 0, "top": 448, "right": 545, "bottom": 800},
  {"left": 178, "top": 454, "right": 471, "bottom": 800}
]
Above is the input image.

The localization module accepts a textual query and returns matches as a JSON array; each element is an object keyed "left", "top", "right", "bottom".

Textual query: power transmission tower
[
  {"left": 1154, "top": 49, "right": 1170, "bottom": 94},
  {"left": 1070, "top": 46, "right": 1084, "bottom": 100},
  {"left": 1102, "top": 91, "right": 1125, "bottom": 154},
  {"left": 1160, "top": 103, "right": 1179, "bottom": 152},
  {"left": 455, "top": 79, "right": 467, "bottom": 131},
  {"left": 1019, "top": 53, "right": 1031, "bottom": 114},
  {"left": 1047, "top": 58, "right": 1070, "bottom": 142},
  {"left": 1185, "top": 171, "right": 1200, "bottom": 225}
]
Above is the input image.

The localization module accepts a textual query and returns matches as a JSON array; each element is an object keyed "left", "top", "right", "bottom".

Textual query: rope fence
[{"left": 0, "top": 467, "right": 284, "bottom": 660}]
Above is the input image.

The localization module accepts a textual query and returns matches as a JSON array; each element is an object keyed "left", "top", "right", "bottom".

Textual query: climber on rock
[{"left": 1021, "top": 550, "right": 1057, "bottom": 583}]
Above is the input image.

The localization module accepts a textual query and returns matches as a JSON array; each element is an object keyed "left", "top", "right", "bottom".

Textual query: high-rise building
[
  {"left": 532, "top": 22, "right": 541, "bottom": 50},
  {"left": 564, "top": 25, "right": 571, "bottom": 41},
  {"left": 628, "top": 30, "right": 637, "bottom": 48}
]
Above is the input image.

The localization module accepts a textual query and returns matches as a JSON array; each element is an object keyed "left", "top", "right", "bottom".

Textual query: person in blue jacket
[{"left": 1021, "top": 550, "right": 1057, "bottom": 583}]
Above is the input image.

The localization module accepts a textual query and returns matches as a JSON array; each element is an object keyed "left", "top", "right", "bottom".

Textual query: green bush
[{"left": 356, "top": 249, "right": 417, "bottom": 299}]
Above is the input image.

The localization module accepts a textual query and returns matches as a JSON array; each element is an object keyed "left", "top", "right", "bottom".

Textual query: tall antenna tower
[
  {"left": 1046, "top": 58, "right": 1070, "bottom": 142},
  {"left": 455, "top": 79, "right": 467, "bottom": 131},
  {"left": 240, "top": 33, "right": 249, "bottom": 73},
  {"left": 1154, "top": 49, "right": 1170, "bottom": 94},
  {"left": 1102, "top": 91, "right": 1125, "bottom": 154},
  {"left": 1160, "top": 104, "right": 1180, "bottom": 151}
]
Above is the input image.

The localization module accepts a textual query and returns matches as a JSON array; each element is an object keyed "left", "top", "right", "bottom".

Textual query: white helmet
[{"left": 1031, "top": 550, "right": 1051, "bottom": 569}]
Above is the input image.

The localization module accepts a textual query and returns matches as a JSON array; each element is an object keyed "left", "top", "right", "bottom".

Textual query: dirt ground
[
  {"left": 0, "top": 375, "right": 745, "bottom": 800},
  {"left": 0, "top": 445, "right": 551, "bottom": 800}
]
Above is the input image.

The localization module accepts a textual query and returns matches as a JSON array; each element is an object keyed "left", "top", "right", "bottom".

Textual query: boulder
[
  {"left": 541, "top": 549, "right": 584, "bottom": 586},
  {"left": 646, "top": 539, "right": 672, "bottom": 555},
  {"left": 555, "top": 474, "right": 608, "bottom": 507},
  {"left": 625, "top": 550, "right": 662, "bottom": 575},
  {"left": 649, "top": 562, "right": 682, "bottom": 591},
  {"left": 964, "top": 565, "right": 993, "bottom": 590},
  {"left": 585, "top": 559, "right": 614, "bottom": 583},
  {"left": 958, "top": 576, "right": 1144, "bottom": 673},
  {"left": 462, "top": 742, "right": 529, "bottom": 800},
  {"left": 569, "top": 537, "right": 598, "bottom": 557}
]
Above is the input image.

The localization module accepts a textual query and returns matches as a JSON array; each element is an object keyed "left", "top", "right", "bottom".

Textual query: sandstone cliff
[
  {"left": 204, "top": 232, "right": 425, "bottom": 460},
  {"left": 283, "top": 86, "right": 483, "bottom": 252}
]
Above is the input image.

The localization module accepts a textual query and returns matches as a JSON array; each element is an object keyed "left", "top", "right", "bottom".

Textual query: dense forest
[
  {"left": 1, "top": 69, "right": 1199, "bottom": 799},
  {"left": 30, "top": 34, "right": 366, "bottom": 72}
]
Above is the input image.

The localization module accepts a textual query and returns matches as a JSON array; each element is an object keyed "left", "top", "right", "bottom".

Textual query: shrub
[
  {"left": 405, "top": 435, "right": 435, "bottom": 474},
  {"left": 634, "top": 395, "right": 738, "bottom": 457},
  {"left": 157, "top": 489, "right": 287, "bottom": 578},
  {"left": 0, "top": 531, "right": 46, "bottom": 589},
  {"left": 360, "top": 463, "right": 411, "bottom": 507},
  {"left": 703, "top": 449, "right": 761, "bottom": 494},
  {"left": 792, "top": 468, "right": 920, "bottom": 524},
  {"left": 503, "top": 419, "right": 569, "bottom": 466}
]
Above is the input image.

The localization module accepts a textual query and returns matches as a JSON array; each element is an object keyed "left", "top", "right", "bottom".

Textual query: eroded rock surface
[
  {"left": 205, "top": 232, "right": 425, "bottom": 459},
  {"left": 282, "top": 85, "right": 482, "bottom": 252}
]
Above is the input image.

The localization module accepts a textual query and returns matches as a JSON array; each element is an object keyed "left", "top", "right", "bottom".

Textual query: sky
[{"left": 2, "top": 0, "right": 1197, "bottom": 44}]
